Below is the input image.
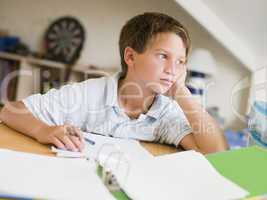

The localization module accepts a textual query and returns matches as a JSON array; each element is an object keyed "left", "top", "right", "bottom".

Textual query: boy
[{"left": 0, "top": 12, "right": 228, "bottom": 154}]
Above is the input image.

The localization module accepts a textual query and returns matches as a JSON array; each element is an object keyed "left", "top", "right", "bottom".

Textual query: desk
[
  {"left": 0, "top": 123, "right": 178, "bottom": 157},
  {"left": 1, "top": 124, "right": 266, "bottom": 199}
]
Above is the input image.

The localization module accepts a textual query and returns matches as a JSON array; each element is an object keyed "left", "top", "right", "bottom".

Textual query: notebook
[
  {"left": 52, "top": 133, "right": 249, "bottom": 200},
  {"left": 0, "top": 136, "right": 249, "bottom": 200}
]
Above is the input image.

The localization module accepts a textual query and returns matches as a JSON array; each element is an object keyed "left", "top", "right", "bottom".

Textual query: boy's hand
[
  {"left": 37, "top": 124, "right": 85, "bottom": 152},
  {"left": 165, "top": 64, "right": 187, "bottom": 98}
]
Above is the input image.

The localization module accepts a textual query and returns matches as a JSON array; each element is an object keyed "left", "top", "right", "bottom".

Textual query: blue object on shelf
[
  {"left": 0, "top": 36, "right": 20, "bottom": 51},
  {"left": 187, "top": 86, "right": 203, "bottom": 95}
]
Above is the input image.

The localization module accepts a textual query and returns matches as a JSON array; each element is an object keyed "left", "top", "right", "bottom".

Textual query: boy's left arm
[
  {"left": 175, "top": 86, "right": 228, "bottom": 154},
  {"left": 167, "top": 65, "right": 228, "bottom": 154}
]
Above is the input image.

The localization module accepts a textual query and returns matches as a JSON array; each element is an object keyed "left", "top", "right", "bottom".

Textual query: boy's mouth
[{"left": 160, "top": 78, "right": 174, "bottom": 86}]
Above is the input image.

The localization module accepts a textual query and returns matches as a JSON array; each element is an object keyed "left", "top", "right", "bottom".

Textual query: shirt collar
[
  {"left": 105, "top": 72, "right": 166, "bottom": 120},
  {"left": 146, "top": 95, "right": 166, "bottom": 120}
]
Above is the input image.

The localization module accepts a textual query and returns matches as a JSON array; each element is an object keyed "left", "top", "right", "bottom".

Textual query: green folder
[
  {"left": 111, "top": 146, "right": 267, "bottom": 200},
  {"left": 207, "top": 146, "right": 267, "bottom": 198}
]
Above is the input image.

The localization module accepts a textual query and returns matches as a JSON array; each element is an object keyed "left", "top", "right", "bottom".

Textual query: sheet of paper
[
  {"left": 118, "top": 150, "right": 249, "bottom": 200},
  {"left": 84, "top": 133, "right": 153, "bottom": 161},
  {"left": 52, "top": 132, "right": 153, "bottom": 165},
  {"left": 52, "top": 133, "right": 154, "bottom": 188},
  {"left": 83, "top": 133, "right": 154, "bottom": 180},
  {"left": 0, "top": 149, "right": 115, "bottom": 200}
]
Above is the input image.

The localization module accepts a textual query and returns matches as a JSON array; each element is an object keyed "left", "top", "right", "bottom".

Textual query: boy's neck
[{"left": 118, "top": 75, "right": 156, "bottom": 119}]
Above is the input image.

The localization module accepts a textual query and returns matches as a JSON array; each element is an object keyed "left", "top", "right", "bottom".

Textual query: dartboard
[{"left": 44, "top": 16, "right": 85, "bottom": 64}]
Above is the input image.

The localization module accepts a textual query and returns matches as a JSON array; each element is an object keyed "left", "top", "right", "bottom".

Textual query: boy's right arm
[{"left": 0, "top": 101, "right": 84, "bottom": 152}]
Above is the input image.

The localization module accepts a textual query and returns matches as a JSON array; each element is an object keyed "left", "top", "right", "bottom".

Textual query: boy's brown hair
[{"left": 119, "top": 12, "right": 191, "bottom": 77}]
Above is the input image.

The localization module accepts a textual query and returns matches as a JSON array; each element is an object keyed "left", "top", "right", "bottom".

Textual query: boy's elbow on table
[{"left": 202, "top": 140, "right": 229, "bottom": 154}]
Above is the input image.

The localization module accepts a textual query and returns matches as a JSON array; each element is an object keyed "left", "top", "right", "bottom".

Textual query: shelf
[
  {"left": 0, "top": 51, "right": 118, "bottom": 101},
  {"left": 0, "top": 51, "right": 116, "bottom": 75}
]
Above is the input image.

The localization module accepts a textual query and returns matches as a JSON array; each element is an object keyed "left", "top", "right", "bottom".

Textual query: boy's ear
[{"left": 124, "top": 47, "right": 136, "bottom": 68}]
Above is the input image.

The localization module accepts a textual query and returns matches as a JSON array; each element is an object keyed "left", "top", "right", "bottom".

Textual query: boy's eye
[
  {"left": 176, "top": 59, "right": 185, "bottom": 66},
  {"left": 158, "top": 53, "right": 167, "bottom": 59}
]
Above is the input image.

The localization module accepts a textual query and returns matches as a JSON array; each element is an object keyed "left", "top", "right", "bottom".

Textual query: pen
[{"left": 84, "top": 137, "right": 95, "bottom": 145}]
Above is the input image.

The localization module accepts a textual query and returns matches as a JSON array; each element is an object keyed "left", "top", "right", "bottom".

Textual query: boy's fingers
[
  {"left": 60, "top": 135, "right": 78, "bottom": 152},
  {"left": 59, "top": 124, "right": 84, "bottom": 151},
  {"left": 73, "top": 127, "right": 84, "bottom": 142},
  {"left": 65, "top": 125, "right": 75, "bottom": 137},
  {"left": 69, "top": 136, "right": 84, "bottom": 152},
  {"left": 52, "top": 137, "right": 66, "bottom": 150},
  {"left": 66, "top": 125, "right": 84, "bottom": 142},
  {"left": 66, "top": 125, "right": 75, "bottom": 134}
]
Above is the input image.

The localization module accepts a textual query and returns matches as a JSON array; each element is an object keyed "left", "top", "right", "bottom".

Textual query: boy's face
[{"left": 128, "top": 32, "right": 187, "bottom": 94}]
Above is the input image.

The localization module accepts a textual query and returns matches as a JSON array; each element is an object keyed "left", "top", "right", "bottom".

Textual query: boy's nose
[{"left": 164, "top": 61, "right": 176, "bottom": 75}]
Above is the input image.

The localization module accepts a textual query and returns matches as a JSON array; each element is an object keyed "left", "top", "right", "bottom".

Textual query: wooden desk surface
[{"left": 0, "top": 123, "right": 178, "bottom": 157}]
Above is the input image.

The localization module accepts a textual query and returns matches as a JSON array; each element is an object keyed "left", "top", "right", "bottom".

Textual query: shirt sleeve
[
  {"left": 22, "top": 82, "right": 86, "bottom": 126},
  {"left": 153, "top": 100, "right": 192, "bottom": 147}
]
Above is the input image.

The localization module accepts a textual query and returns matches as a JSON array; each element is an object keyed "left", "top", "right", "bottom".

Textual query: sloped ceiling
[{"left": 175, "top": 0, "right": 267, "bottom": 71}]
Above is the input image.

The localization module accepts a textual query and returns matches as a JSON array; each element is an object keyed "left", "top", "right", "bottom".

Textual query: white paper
[
  {"left": 0, "top": 149, "right": 115, "bottom": 200},
  {"left": 119, "top": 150, "right": 249, "bottom": 200},
  {"left": 52, "top": 132, "right": 153, "bottom": 166},
  {"left": 84, "top": 133, "right": 153, "bottom": 162}
]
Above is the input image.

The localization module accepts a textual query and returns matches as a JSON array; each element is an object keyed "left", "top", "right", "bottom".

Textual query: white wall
[
  {"left": 202, "top": 0, "right": 267, "bottom": 68},
  {"left": 0, "top": 0, "right": 250, "bottom": 130}
]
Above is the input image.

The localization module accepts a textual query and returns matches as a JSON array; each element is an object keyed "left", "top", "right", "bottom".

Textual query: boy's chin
[{"left": 150, "top": 87, "right": 169, "bottom": 95}]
